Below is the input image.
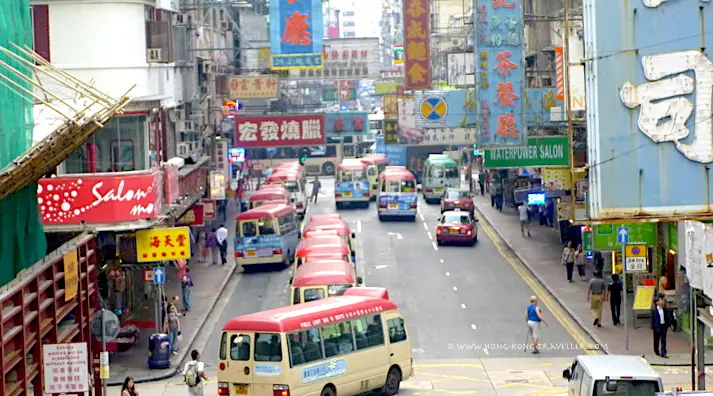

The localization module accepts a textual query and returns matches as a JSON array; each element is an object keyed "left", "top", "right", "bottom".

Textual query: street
[{"left": 110, "top": 178, "right": 693, "bottom": 395}]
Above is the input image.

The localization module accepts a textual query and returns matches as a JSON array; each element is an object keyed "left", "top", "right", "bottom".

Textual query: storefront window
[{"left": 64, "top": 116, "right": 148, "bottom": 173}]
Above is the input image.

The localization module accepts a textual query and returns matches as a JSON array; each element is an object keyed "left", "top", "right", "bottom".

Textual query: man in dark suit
[{"left": 651, "top": 295, "right": 672, "bottom": 358}]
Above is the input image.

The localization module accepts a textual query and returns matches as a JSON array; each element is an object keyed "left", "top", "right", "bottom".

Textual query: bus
[
  {"left": 335, "top": 160, "right": 370, "bottom": 209},
  {"left": 422, "top": 154, "right": 460, "bottom": 203},
  {"left": 218, "top": 295, "right": 413, "bottom": 396},
  {"left": 234, "top": 204, "right": 300, "bottom": 270},
  {"left": 289, "top": 259, "right": 361, "bottom": 305},
  {"left": 377, "top": 167, "right": 418, "bottom": 221}
]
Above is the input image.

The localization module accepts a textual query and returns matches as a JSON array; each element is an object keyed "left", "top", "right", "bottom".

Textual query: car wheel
[
  {"left": 382, "top": 367, "right": 402, "bottom": 396},
  {"left": 320, "top": 385, "right": 336, "bottom": 396}
]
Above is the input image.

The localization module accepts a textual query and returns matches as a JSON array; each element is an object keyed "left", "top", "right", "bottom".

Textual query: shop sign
[
  {"left": 177, "top": 204, "right": 205, "bottom": 226},
  {"left": 293, "top": 38, "right": 380, "bottom": 79},
  {"left": 414, "top": 90, "right": 477, "bottom": 129},
  {"left": 542, "top": 168, "right": 571, "bottom": 191},
  {"left": 228, "top": 75, "right": 280, "bottom": 99},
  {"left": 210, "top": 171, "right": 227, "bottom": 200},
  {"left": 323, "top": 87, "right": 356, "bottom": 102},
  {"left": 375, "top": 81, "right": 404, "bottom": 95},
  {"left": 63, "top": 251, "right": 79, "bottom": 301},
  {"left": 404, "top": 128, "right": 477, "bottom": 146},
  {"left": 584, "top": 0, "right": 713, "bottom": 220},
  {"left": 384, "top": 95, "right": 398, "bottom": 118},
  {"left": 235, "top": 114, "right": 326, "bottom": 148},
  {"left": 668, "top": 222, "right": 678, "bottom": 251},
  {"left": 592, "top": 223, "right": 657, "bottom": 250},
  {"left": 403, "top": 0, "right": 430, "bottom": 89},
  {"left": 483, "top": 137, "right": 569, "bottom": 169},
  {"left": 324, "top": 112, "right": 369, "bottom": 135},
  {"left": 269, "top": 0, "right": 324, "bottom": 69},
  {"left": 582, "top": 228, "right": 593, "bottom": 252},
  {"left": 475, "top": 0, "right": 527, "bottom": 146},
  {"left": 380, "top": 68, "right": 404, "bottom": 79},
  {"left": 143, "top": 268, "right": 154, "bottom": 283},
  {"left": 384, "top": 120, "right": 399, "bottom": 145},
  {"left": 43, "top": 342, "right": 90, "bottom": 393},
  {"left": 203, "top": 199, "right": 216, "bottom": 218},
  {"left": 37, "top": 170, "right": 163, "bottom": 225},
  {"left": 393, "top": 45, "right": 404, "bottom": 65},
  {"left": 136, "top": 226, "right": 192, "bottom": 262},
  {"left": 164, "top": 165, "right": 179, "bottom": 206},
  {"left": 524, "top": 88, "right": 562, "bottom": 126}
]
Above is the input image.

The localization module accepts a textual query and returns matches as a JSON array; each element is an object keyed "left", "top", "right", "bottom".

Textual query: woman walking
[
  {"left": 165, "top": 304, "right": 181, "bottom": 356},
  {"left": 574, "top": 244, "right": 586, "bottom": 281},
  {"left": 121, "top": 377, "right": 138, "bottom": 396},
  {"left": 197, "top": 228, "right": 207, "bottom": 262},
  {"left": 561, "top": 241, "right": 576, "bottom": 283}
]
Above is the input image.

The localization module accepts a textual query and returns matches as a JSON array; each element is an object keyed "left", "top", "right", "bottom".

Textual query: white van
[{"left": 562, "top": 355, "right": 663, "bottom": 395}]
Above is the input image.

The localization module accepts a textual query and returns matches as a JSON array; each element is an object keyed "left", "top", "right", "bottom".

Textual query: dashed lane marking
[
  {"left": 420, "top": 213, "right": 425, "bottom": 221},
  {"left": 440, "top": 259, "right": 444, "bottom": 263},
  {"left": 427, "top": 232, "right": 433, "bottom": 240},
  {"left": 453, "top": 286, "right": 458, "bottom": 291},
  {"left": 471, "top": 324, "right": 477, "bottom": 330},
  {"left": 446, "top": 272, "right": 450, "bottom": 276},
  {"left": 423, "top": 222, "right": 429, "bottom": 230},
  {"left": 357, "top": 220, "right": 362, "bottom": 233},
  {"left": 461, "top": 303, "right": 467, "bottom": 309},
  {"left": 432, "top": 241, "right": 439, "bottom": 250}
]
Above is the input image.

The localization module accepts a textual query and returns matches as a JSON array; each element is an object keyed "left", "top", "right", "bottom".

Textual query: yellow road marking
[
  {"left": 477, "top": 219, "right": 600, "bottom": 355},
  {"left": 415, "top": 364, "right": 484, "bottom": 369},
  {"left": 416, "top": 372, "right": 491, "bottom": 383},
  {"left": 529, "top": 388, "right": 568, "bottom": 395},
  {"left": 498, "top": 379, "right": 553, "bottom": 389}
]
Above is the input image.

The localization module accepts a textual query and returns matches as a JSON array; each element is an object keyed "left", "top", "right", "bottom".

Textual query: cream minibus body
[
  {"left": 249, "top": 188, "right": 291, "bottom": 209},
  {"left": 357, "top": 157, "right": 379, "bottom": 201},
  {"left": 235, "top": 204, "right": 300, "bottom": 270},
  {"left": 218, "top": 295, "right": 413, "bottom": 396},
  {"left": 289, "top": 259, "right": 363, "bottom": 305},
  {"left": 267, "top": 170, "right": 308, "bottom": 218},
  {"left": 376, "top": 168, "right": 418, "bottom": 221}
]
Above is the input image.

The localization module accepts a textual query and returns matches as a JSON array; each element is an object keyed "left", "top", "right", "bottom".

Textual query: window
[
  {"left": 304, "top": 288, "right": 325, "bottom": 302},
  {"left": 293, "top": 288, "right": 301, "bottom": 304},
  {"left": 367, "top": 166, "right": 377, "bottom": 176},
  {"left": 288, "top": 329, "right": 323, "bottom": 366},
  {"left": 230, "top": 334, "right": 250, "bottom": 360},
  {"left": 32, "top": 5, "right": 50, "bottom": 61},
  {"left": 219, "top": 332, "right": 227, "bottom": 360},
  {"left": 592, "top": 380, "right": 660, "bottom": 396},
  {"left": 352, "top": 315, "right": 384, "bottom": 350},
  {"left": 442, "top": 213, "right": 471, "bottom": 224},
  {"left": 255, "top": 333, "right": 282, "bottom": 362},
  {"left": 401, "top": 180, "right": 416, "bottom": 192},
  {"left": 339, "top": 171, "right": 354, "bottom": 182},
  {"left": 241, "top": 221, "right": 257, "bottom": 237},
  {"left": 279, "top": 214, "right": 296, "bottom": 235},
  {"left": 284, "top": 181, "right": 299, "bottom": 192},
  {"left": 343, "top": 31, "right": 356, "bottom": 37},
  {"left": 446, "top": 190, "right": 470, "bottom": 199},
  {"left": 430, "top": 166, "right": 444, "bottom": 178},
  {"left": 321, "top": 321, "right": 354, "bottom": 357},
  {"left": 343, "top": 21, "right": 355, "bottom": 27},
  {"left": 385, "top": 180, "right": 401, "bottom": 193},
  {"left": 258, "top": 219, "right": 276, "bottom": 235},
  {"left": 387, "top": 318, "right": 407, "bottom": 343},
  {"left": 445, "top": 167, "right": 459, "bottom": 178},
  {"left": 110, "top": 140, "right": 136, "bottom": 171},
  {"left": 353, "top": 170, "right": 366, "bottom": 180},
  {"left": 328, "top": 284, "right": 352, "bottom": 296}
]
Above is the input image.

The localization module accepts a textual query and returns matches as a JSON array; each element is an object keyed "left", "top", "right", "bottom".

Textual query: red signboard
[
  {"left": 176, "top": 203, "right": 205, "bottom": 226},
  {"left": 164, "top": 165, "right": 179, "bottom": 206},
  {"left": 143, "top": 268, "right": 153, "bottom": 283},
  {"left": 235, "top": 114, "right": 326, "bottom": 148},
  {"left": 37, "top": 171, "right": 163, "bottom": 225},
  {"left": 403, "top": 0, "right": 431, "bottom": 90},
  {"left": 202, "top": 199, "right": 216, "bottom": 219}
]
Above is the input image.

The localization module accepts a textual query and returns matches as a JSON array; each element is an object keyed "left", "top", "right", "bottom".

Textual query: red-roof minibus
[
  {"left": 343, "top": 287, "right": 390, "bottom": 300},
  {"left": 289, "top": 259, "right": 362, "bottom": 305},
  {"left": 249, "top": 188, "right": 291, "bottom": 209},
  {"left": 335, "top": 160, "right": 370, "bottom": 208},
  {"left": 376, "top": 168, "right": 418, "bottom": 221},
  {"left": 235, "top": 204, "right": 300, "bottom": 270},
  {"left": 267, "top": 169, "right": 308, "bottom": 218}
]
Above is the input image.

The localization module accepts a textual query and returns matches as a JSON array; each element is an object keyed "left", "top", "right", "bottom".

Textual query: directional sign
[
  {"left": 617, "top": 226, "right": 629, "bottom": 244},
  {"left": 153, "top": 267, "right": 166, "bottom": 284},
  {"left": 624, "top": 243, "right": 648, "bottom": 273}
]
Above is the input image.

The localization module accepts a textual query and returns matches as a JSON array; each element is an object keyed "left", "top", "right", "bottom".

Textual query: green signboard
[
  {"left": 483, "top": 137, "right": 570, "bottom": 169},
  {"left": 384, "top": 120, "right": 399, "bottom": 144},
  {"left": 593, "top": 223, "right": 657, "bottom": 250},
  {"left": 668, "top": 222, "right": 678, "bottom": 251},
  {"left": 375, "top": 82, "right": 402, "bottom": 95},
  {"left": 323, "top": 88, "right": 356, "bottom": 102},
  {"left": 582, "top": 230, "right": 593, "bottom": 252}
]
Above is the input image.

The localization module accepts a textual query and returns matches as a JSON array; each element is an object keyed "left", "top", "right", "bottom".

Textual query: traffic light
[{"left": 298, "top": 147, "right": 310, "bottom": 165}]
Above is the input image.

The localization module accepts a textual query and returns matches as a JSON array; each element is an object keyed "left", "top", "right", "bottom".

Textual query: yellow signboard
[
  {"left": 633, "top": 285, "right": 655, "bottom": 310},
  {"left": 228, "top": 75, "right": 280, "bottom": 99},
  {"left": 625, "top": 244, "right": 647, "bottom": 258},
  {"left": 136, "top": 227, "right": 192, "bottom": 263},
  {"left": 258, "top": 48, "right": 271, "bottom": 69},
  {"left": 383, "top": 95, "right": 398, "bottom": 118},
  {"left": 63, "top": 251, "right": 79, "bottom": 301},
  {"left": 542, "top": 168, "right": 571, "bottom": 191}
]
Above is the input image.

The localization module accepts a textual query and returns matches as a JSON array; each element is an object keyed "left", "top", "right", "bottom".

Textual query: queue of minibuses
[{"left": 266, "top": 162, "right": 309, "bottom": 219}]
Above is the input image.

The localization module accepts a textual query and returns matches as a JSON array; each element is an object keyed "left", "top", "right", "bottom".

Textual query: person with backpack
[{"left": 183, "top": 349, "right": 208, "bottom": 395}]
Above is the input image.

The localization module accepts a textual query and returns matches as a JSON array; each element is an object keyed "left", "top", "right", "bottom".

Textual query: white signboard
[
  {"left": 210, "top": 171, "right": 227, "bottom": 200},
  {"left": 290, "top": 37, "right": 381, "bottom": 80},
  {"left": 447, "top": 53, "right": 475, "bottom": 86},
  {"left": 625, "top": 257, "right": 647, "bottom": 273},
  {"left": 43, "top": 342, "right": 90, "bottom": 394},
  {"left": 397, "top": 99, "right": 476, "bottom": 145}
]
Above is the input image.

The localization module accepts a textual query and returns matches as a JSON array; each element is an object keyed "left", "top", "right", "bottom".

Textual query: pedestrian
[
  {"left": 574, "top": 244, "right": 585, "bottom": 281},
  {"left": 587, "top": 271, "right": 608, "bottom": 327},
  {"left": 465, "top": 162, "right": 473, "bottom": 193},
  {"left": 526, "top": 296, "right": 548, "bottom": 354},
  {"left": 181, "top": 268, "right": 193, "bottom": 312},
  {"left": 217, "top": 224, "right": 229, "bottom": 265},
  {"left": 197, "top": 228, "right": 207, "bottom": 262},
  {"left": 206, "top": 228, "right": 220, "bottom": 265},
  {"left": 608, "top": 274, "right": 623, "bottom": 325},
  {"left": 121, "top": 377, "right": 138, "bottom": 396},
  {"left": 495, "top": 186, "right": 504, "bottom": 211},
  {"left": 478, "top": 172, "right": 485, "bottom": 196},
  {"left": 164, "top": 304, "right": 181, "bottom": 355},
  {"left": 561, "top": 241, "right": 576, "bottom": 282},
  {"left": 265, "top": 167, "right": 273, "bottom": 178},
  {"left": 517, "top": 203, "right": 531, "bottom": 237},
  {"left": 311, "top": 176, "right": 321, "bottom": 204},
  {"left": 651, "top": 295, "right": 671, "bottom": 358},
  {"left": 183, "top": 350, "right": 208, "bottom": 395}
]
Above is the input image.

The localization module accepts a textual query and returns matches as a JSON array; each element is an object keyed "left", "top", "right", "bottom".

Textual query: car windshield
[
  {"left": 446, "top": 190, "right": 469, "bottom": 199},
  {"left": 304, "top": 288, "right": 325, "bottom": 302},
  {"left": 593, "top": 380, "right": 659, "bottom": 396},
  {"left": 442, "top": 213, "right": 471, "bottom": 224}
]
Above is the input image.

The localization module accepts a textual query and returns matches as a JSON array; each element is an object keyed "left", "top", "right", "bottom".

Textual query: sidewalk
[
  {"left": 472, "top": 194, "right": 711, "bottom": 366},
  {"left": 107, "top": 200, "right": 240, "bottom": 385}
]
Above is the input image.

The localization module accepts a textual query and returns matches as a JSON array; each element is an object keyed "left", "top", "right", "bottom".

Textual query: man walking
[
  {"left": 587, "top": 271, "right": 608, "bottom": 327},
  {"left": 526, "top": 296, "right": 548, "bottom": 354},
  {"left": 206, "top": 229, "right": 220, "bottom": 265},
  {"left": 183, "top": 349, "right": 208, "bottom": 395},
  {"left": 518, "top": 203, "right": 531, "bottom": 237},
  {"left": 608, "top": 274, "right": 623, "bottom": 325},
  {"left": 216, "top": 224, "right": 228, "bottom": 265},
  {"left": 181, "top": 268, "right": 193, "bottom": 312},
  {"left": 651, "top": 296, "right": 671, "bottom": 358},
  {"left": 311, "top": 176, "right": 321, "bottom": 204}
]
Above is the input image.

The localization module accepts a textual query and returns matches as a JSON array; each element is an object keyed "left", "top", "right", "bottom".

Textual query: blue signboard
[
  {"left": 235, "top": 234, "right": 282, "bottom": 257},
  {"left": 413, "top": 90, "right": 477, "bottom": 129},
  {"left": 379, "top": 193, "right": 418, "bottom": 215},
  {"left": 524, "top": 88, "right": 562, "bottom": 127},
  {"left": 269, "top": 0, "right": 324, "bottom": 70},
  {"left": 475, "top": 0, "right": 527, "bottom": 146},
  {"left": 375, "top": 136, "right": 407, "bottom": 166},
  {"left": 584, "top": 0, "right": 713, "bottom": 219},
  {"left": 324, "top": 112, "right": 370, "bottom": 135},
  {"left": 301, "top": 359, "right": 347, "bottom": 384},
  {"left": 335, "top": 181, "right": 370, "bottom": 199}
]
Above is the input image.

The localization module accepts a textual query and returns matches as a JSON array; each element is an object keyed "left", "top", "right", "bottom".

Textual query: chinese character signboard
[
  {"left": 483, "top": 136, "right": 569, "bottom": 169},
  {"left": 210, "top": 171, "right": 227, "bottom": 200},
  {"left": 136, "top": 227, "right": 192, "bottom": 262},
  {"left": 177, "top": 203, "right": 205, "bottom": 226},
  {"left": 228, "top": 75, "right": 280, "bottom": 99},
  {"left": 235, "top": 114, "right": 326, "bottom": 147},
  {"left": 403, "top": 0, "right": 430, "bottom": 89},
  {"left": 292, "top": 38, "right": 379, "bottom": 79},
  {"left": 384, "top": 120, "right": 399, "bottom": 145},
  {"left": 323, "top": 87, "right": 357, "bottom": 101},
  {"left": 524, "top": 88, "right": 562, "bottom": 126},
  {"left": 43, "top": 343, "right": 90, "bottom": 393},
  {"left": 384, "top": 95, "right": 398, "bottom": 118},
  {"left": 269, "top": 0, "right": 324, "bottom": 69},
  {"left": 398, "top": 99, "right": 477, "bottom": 146},
  {"left": 324, "top": 112, "right": 370, "bottom": 135},
  {"left": 414, "top": 90, "right": 477, "bottom": 129},
  {"left": 63, "top": 251, "right": 79, "bottom": 301},
  {"left": 37, "top": 171, "right": 163, "bottom": 225},
  {"left": 475, "top": 0, "right": 527, "bottom": 146},
  {"left": 584, "top": 0, "right": 713, "bottom": 220}
]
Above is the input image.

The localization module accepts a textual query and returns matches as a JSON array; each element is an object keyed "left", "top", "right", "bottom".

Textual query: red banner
[
  {"left": 403, "top": 0, "right": 431, "bottom": 90},
  {"left": 37, "top": 171, "right": 163, "bottom": 225},
  {"left": 164, "top": 165, "right": 179, "bottom": 206},
  {"left": 176, "top": 203, "right": 205, "bottom": 226},
  {"left": 235, "top": 114, "right": 326, "bottom": 148}
]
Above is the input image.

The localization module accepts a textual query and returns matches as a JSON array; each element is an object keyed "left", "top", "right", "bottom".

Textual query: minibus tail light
[
  {"left": 235, "top": 251, "right": 243, "bottom": 258},
  {"left": 218, "top": 382, "right": 230, "bottom": 395},
  {"left": 274, "top": 248, "right": 283, "bottom": 255},
  {"left": 335, "top": 192, "right": 342, "bottom": 197},
  {"left": 379, "top": 202, "right": 387, "bottom": 208},
  {"left": 274, "top": 384, "right": 291, "bottom": 396},
  {"left": 425, "top": 188, "right": 432, "bottom": 193},
  {"left": 296, "top": 202, "right": 304, "bottom": 209},
  {"left": 410, "top": 204, "right": 417, "bottom": 209},
  {"left": 363, "top": 192, "right": 370, "bottom": 197}
]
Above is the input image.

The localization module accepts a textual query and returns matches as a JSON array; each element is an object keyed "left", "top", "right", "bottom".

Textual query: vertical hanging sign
[
  {"left": 475, "top": 0, "right": 527, "bottom": 147},
  {"left": 269, "top": 0, "right": 324, "bottom": 70},
  {"left": 403, "top": 0, "right": 431, "bottom": 90}
]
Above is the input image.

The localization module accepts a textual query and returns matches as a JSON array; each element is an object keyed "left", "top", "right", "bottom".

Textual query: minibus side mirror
[
  {"left": 562, "top": 369, "right": 570, "bottom": 379},
  {"left": 352, "top": 232, "right": 356, "bottom": 239},
  {"left": 289, "top": 277, "right": 293, "bottom": 284},
  {"left": 604, "top": 377, "right": 617, "bottom": 392},
  {"left": 357, "top": 276, "right": 363, "bottom": 285}
]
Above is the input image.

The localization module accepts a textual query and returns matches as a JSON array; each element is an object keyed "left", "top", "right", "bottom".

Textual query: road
[{"left": 108, "top": 178, "right": 692, "bottom": 395}]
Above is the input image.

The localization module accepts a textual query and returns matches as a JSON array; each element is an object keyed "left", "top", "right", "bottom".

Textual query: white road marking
[
  {"left": 453, "top": 286, "right": 458, "bottom": 291},
  {"left": 440, "top": 259, "right": 444, "bottom": 263},
  {"left": 446, "top": 272, "right": 450, "bottom": 276},
  {"left": 483, "top": 348, "right": 490, "bottom": 355},
  {"left": 357, "top": 220, "right": 362, "bottom": 233},
  {"left": 432, "top": 241, "right": 438, "bottom": 250},
  {"left": 419, "top": 213, "right": 425, "bottom": 221},
  {"left": 461, "top": 303, "right": 467, "bottom": 309},
  {"left": 375, "top": 265, "right": 387, "bottom": 269},
  {"left": 427, "top": 232, "right": 433, "bottom": 240},
  {"left": 412, "top": 348, "right": 425, "bottom": 353},
  {"left": 387, "top": 232, "right": 404, "bottom": 240},
  {"left": 471, "top": 324, "right": 477, "bottom": 330},
  {"left": 422, "top": 222, "right": 428, "bottom": 230}
]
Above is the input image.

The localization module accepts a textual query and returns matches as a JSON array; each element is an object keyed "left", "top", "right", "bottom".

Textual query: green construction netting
[{"left": 0, "top": 1, "right": 47, "bottom": 287}]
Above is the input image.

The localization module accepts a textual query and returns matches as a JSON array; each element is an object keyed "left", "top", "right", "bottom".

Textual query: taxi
[
  {"left": 293, "top": 234, "right": 351, "bottom": 269},
  {"left": 435, "top": 210, "right": 479, "bottom": 246},
  {"left": 440, "top": 188, "right": 475, "bottom": 214},
  {"left": 288, "top": 259, "right": 362, "bottom": 305},
  {"left": 248, "top": 187, "right": 291, "bottom": 209},
  {"left": 343, "top": 286, "right": 390, "bottom": 299}
]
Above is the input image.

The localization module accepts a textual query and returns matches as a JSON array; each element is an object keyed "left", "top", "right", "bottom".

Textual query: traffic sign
[
  {"left": 624, "top": 243, "right": 648, "bottom": 273},
  {"left": 617, "top": 226, "right": 630, "bottom": 244},
  {"left": 143, "top": 268, "right": 154, "bottom": 283},
  {"left": 153, "top": 267, "right": 166, "bottom": 284},
  {"left": 91, "top": 310, "right": 121, "bottom": 342}
]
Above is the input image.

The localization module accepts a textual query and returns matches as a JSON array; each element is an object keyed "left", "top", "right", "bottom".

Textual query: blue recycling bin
[{"left": 148, "top": 333, "right": 171, "bottom": 369}]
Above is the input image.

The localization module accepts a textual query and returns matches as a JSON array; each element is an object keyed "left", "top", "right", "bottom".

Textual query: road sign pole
[
  {"left": 101, "top": 308, "right": 108, "bottom": 396},
  {"left": 622, "top": 244, "right": 629, "bottom": 351}
]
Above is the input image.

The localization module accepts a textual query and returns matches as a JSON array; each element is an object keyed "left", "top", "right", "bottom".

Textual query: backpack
[{"left": 184, "top": 362, "right": 200, "bottom": 387}]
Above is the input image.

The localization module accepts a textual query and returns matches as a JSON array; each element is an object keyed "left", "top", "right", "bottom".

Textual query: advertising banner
[
  {"left": 555, "top": 42, "right": 585, "bottom": 111},
  {"left": 228, "top": 75, "right": 280, "bottom": 99},
  {"left": 524, "top": 88, "right": 562, "bottom": 126},
  {"left": 335, "top": 181, "right": 370, "bottom": 198},
  {"left": 379, "top": 193, "right": 418, "bottom": 215},
  {"left": 177, "top": 203, "right": 205, "bottom": 226},
  {"left": 375, "top": 136, "right": 408, "bottom": 164},
  {"left": 375, "top": 81, "right": 404, "bottom": 95},
  {"left": 414, "top": 90, "right": 477, "bottom": 129},
  {"left": 483, "top": 136, "right": 569, "bottom": 169},
  {"left": 398, "top": 99, "right": 477, "bottom": 146},
  {"left": 383, "top": 95, "right": 398, "bottom": 118},
  {"left": 235, "top": 234, "right": 282, "bottom": 258},
  {"left": 63, "top": 251, "right": 79, "bottom": 301},
  {"left": 269, "top": 0, "right": 324, "bottom": 70},
  {"left": 384, "top": 120, "right": 399, "bottom": 145},
  {"left": 136, "top": 226, "right": 192, "bottom": 262},
  {"left": 475, "top": 0, "right": 527, "bottom": 146},
  {"left": 323, "top": 87, "right": 356, "bottom": 101},
  {"left": 37, "top": 171, "right": 163, "bottom": 225},
  {"left": 583, "top": 0, "right": 713, "bottom": 219},
  {"left": 324, "top": 112, "right": 370, "bottom": 135},
  {"left": 235, "top": 114, "right": 326, "bottom": 147},
  {"left": 447, "top": 53, "right": 475, "bottom": 86},
  {"left": 393, "top": 45, "right": 404, "bottom": 65},
  {"left": 542, "top": 168, "right": 571, "bottom": 191},
  {"left": 292, "top": 38, "right": 380, "bottom": 80},
  {"left": 403, "top": 0, "right": 430, "bottom": 89}
]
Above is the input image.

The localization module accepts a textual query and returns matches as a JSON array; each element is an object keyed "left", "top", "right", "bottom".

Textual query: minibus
[
  {"left": 218, "top": 295, "right": 413, "bottom": 396},
  {"left": 289, "top": 259, "right": 363, "bottom": 305},
  {"left": 335, "top": 160, "right": 370, "bottom": 208},
  {"left": 422, "top": 154, "right": 460, "bottom": 203},
  {"left": 344, "top": 287, "right": 390, "bottom": 300},
  {"left": 377, "top": 168, "right": 418, "bottom": 221},
  {"left": 303, "top": 218, "right": 356, "bottom": 260},
  {"left": 267, "top": 170, "right": 308, "bottom": 218},
  {"left": 248, "top": 188, "right": 291, "bottom": 209},
  {"left": 294, "top": 235, "right": 351, "bottom": 269},
  {"left": 235, "top": 204, "right": 300, "bottom": 271}
]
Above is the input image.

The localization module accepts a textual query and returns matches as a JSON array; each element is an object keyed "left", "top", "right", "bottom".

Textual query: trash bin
[{"left": 148, "top": 333, "right": 171, "bottom": 369}]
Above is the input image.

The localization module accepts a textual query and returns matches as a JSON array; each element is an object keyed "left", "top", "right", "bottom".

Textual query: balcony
[{"left": 146, "top": 21, "right": 173, "bottom": 63}]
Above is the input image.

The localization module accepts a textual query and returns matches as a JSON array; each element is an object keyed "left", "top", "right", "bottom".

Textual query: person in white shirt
[
  {"left": 216, "top": 225, "right": 228, "bottom": 265},
  {"left": 183, "top": 350, "right": 208, "bottom": 395},
  {"left": 517, "top": 203, "right": 531, "bottom": 237}
]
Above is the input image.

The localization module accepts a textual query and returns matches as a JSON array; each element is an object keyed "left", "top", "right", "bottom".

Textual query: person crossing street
[{"left": 311, "top": 176, "right": 321, "bottom": 204}]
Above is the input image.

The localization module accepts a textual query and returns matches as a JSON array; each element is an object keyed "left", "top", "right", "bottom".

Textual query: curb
[{"left": 107, "top": 262, "right": 239, "bottom": 386}]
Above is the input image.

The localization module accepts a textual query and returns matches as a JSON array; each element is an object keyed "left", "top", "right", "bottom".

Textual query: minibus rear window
[
  {"left": 445, "top": 167, "right": 459, "bottom": 178},
  {"left": 242, "top": 221, "right": 257, "bottom": 237},
  {"left": 368, "top": 166, "right": 377, "bottom": 176},
  {"left": 402, "top": 180, "right": 416, "bottom": 192},
  {"left": 230, "top": 334, "right": 250, "bottom": 361},
  {"left": 593, "top": 379, "right": 660, "bottom": 396},
  {"left": 258, "top": 219, "right": 276, "bottom": 235},
  {"left": 255, "top": 333, "right": 282, "bottom": 362},
  {"left": 304, "top": 288, "right": 325, "bottom": 302}
]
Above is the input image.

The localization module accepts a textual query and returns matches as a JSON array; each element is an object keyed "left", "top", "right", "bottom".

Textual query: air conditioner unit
[
  {"left": 450, "top": 38, "right": 465, "bottom": 48},
  {"left": 177, "top": 142, "right": 192, "bottom": 156},
  {"left": 147, "top": 48, "right": 162, "bottom": 63}
]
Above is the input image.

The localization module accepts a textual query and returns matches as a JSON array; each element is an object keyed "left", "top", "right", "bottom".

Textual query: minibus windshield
[
  {"left": 304, "top": 288, "right": 326, "bottom": 302},
  {"left": 593, "top": 380, "right": 659, "bottom": 396}
]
